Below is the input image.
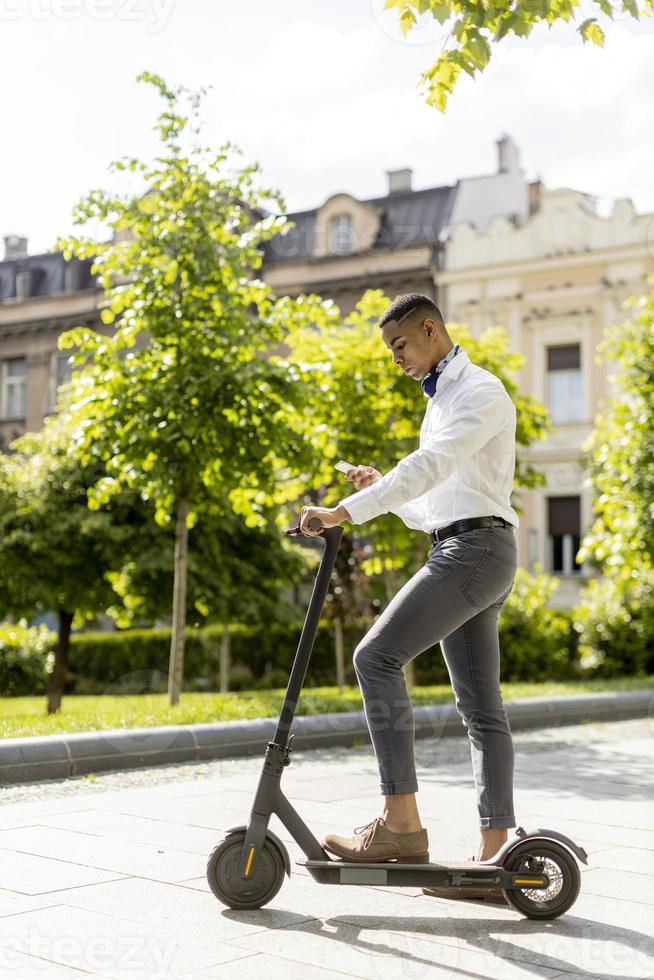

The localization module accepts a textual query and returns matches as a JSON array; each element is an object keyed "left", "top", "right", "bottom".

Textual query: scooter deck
[
  {"left": 297, "top": 857, "right": 513, "bottom": 889},
  {"left": 298, "top": 858, "right": 496, "bottom": 871}
]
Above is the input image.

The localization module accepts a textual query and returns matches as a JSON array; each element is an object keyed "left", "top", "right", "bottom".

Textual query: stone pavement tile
[
  {"left": 171, "top": 853, "right": 654, "bottom": 979},
  {"left": 174, "top": 877, "right": 212, "bottom": 892},
  {"left": 408, "top": 888, "right": 654, "bottom": 978},
  {"left": 517, "top": 814, "right": 654, "bottom": 852},
  {"left": 103, "top": 796, "right": 247, "bottom": 831},
  {"left": 258, "top": 887, "right": 651, "bottom": 978},
  {"left": 148, "top": 803, "right": 247, "bottom": 834},
  {"left": 587, "top": 846, "right": 654, "bottom": 875},
  {"left": 265, "top": 773, "right": 394, "bottom": 804},
  {"left": 1, "top": 778, "right": 240, "bottom": 823},
  {"left": 54, "top": 876, "right": 315, "bottom": 943},
  {"left": 0, "top": 888, "right": 58, "bottom": 917},
  {"left": 184, "top": 953, "right": 348, "bottom": 979},
  {"left": 51, "top": 870, "right": 457, "bottom": 945},
  {"left": 174, "top": 786, "right": 377, "bottom": 824},
  {"left": 0, "top": 946, "right": 97, "bottom": 979},
  {"left": 37, "top": 809, "right": 230, "bottom": 856},
  {"left": 0, "top": 849, "right": 127, "bottom": 896},
  {"left": 0, "top": 826, "right": 204, "bottom": 884},
  {"left": 0, "top": 905, "right": 257, "bottom": 979},
  {"left": 506, "top": 794, "right": 654, "bottom": 831},
  {"left": 581, "top": 867, "right": 654, "bottom": 905},
  {"left": 226, "top": 916, "right": 567, "bottom": 980}
]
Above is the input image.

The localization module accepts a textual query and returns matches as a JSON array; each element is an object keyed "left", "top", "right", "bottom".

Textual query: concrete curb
[{"left": 1, "top": 689, "right": 651, "bottom": 786}]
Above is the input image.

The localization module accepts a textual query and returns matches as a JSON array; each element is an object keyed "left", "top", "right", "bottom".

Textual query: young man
[{"left": 299, "top": 293, "right": 519, "bottom": 902}]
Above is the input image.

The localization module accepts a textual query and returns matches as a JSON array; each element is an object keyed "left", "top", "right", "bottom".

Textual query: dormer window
[{"left": 328, "top": 213, "right": 353, "bottom": 255}]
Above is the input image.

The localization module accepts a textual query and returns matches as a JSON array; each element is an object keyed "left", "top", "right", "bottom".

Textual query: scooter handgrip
[{"left": 308, "top": 517, "right": 323, "bottom": 531}]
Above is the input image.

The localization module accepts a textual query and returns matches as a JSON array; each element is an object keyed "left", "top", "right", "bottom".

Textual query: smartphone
[{"left": 335, "top": 460, "right": 358, "bottom": 475}]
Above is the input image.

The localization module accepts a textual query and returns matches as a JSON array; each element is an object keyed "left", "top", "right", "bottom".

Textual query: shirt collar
[{"left": 420, "top": 343, "right": 463, "bottom": 398}]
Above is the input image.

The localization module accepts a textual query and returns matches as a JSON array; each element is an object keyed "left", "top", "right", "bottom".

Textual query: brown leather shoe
[
  {"left": 422, "top": 855, "right": 508, "bottom": 904},
  {"left": 322, "top": 816, "right": 429, "bottom": 864}
]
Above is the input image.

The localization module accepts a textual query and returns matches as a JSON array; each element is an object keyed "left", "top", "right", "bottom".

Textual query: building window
[
  {"left": 15, "top": 270, "right": 33, "bottom": 300},
  {"left": 546, "top": 344, "right": 584, "bottom": 423},
  {"left": 547, "top": 496, "right": 582, "bottom": 574},
  {"left": 1, "top": 357, "right": 26, "bottom": 419},
  {"left": 47, "top": 351, "right": 73, "bottom": 412},
  {"left": 328, "top": 214, "right": 353, "bottom": 254},
  {"left": 63, "top": 261, "right": 82, "bottom": 293}
]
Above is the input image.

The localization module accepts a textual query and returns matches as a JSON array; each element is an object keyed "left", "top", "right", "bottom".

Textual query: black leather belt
[{"left": 429, "top": 515, "right": 512, "bottom": 546}]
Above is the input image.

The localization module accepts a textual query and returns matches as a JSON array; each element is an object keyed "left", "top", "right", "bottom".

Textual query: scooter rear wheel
[
  {"left": 207, "top": 831, "right": 286, "bottom": 910},
  {"left": 502, "top": 840, "right": 581, "bottom": 919}
]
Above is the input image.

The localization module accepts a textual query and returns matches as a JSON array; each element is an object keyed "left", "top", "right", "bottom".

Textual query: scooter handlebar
[{"left": 285, "top": 516, "right": 341, "bottom": 541}]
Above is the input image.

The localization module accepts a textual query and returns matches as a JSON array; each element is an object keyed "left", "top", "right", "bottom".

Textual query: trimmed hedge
[
  {"left": 67, "top": 620, "right": 367, "bottom": 694},
  {"left": 2, "top": 565, "right": 618, "bottom": 698}
]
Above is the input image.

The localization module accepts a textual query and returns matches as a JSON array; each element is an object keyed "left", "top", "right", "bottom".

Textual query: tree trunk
[
  {"left": 219, "top": 622, "right": 231, "bottom": 693},
  {"left": 47, "top": 609, "right": 73, "bottom": 715},
  {"left": 168, "top": 492, "right": 190, "bottom": 706},
  {"left": 334, "top": 616, "right": 345, "bottom": 690}
]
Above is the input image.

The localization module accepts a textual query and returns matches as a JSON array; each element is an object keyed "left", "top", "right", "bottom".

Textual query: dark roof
[
  {"left": 0, "top": 250, "right": 97, "bottom": 302},
  {"left": 262, "top": 183, "right": 456, "bottom": 264}
]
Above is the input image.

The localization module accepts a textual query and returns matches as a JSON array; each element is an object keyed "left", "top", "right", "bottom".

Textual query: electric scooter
[{"left": 206, "top": 518, "right": 588, "bottom": 919}]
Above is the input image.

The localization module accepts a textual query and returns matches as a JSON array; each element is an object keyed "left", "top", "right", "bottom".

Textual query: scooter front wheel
[
  {"left": 207, "top": 831, "right": 286, "bottom": 910},
  {"left": 502, "top": 840, "right": 581, "bottom": 919}
]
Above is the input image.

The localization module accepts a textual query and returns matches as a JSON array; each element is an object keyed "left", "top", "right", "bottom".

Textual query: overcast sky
[{"left": 2, "top": 0, "right": 653, "bottom": 256}]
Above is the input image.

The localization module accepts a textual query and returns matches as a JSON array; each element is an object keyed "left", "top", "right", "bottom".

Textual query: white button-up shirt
[{"left": 339, "top": 348, "right": 520, "bottom": 533}]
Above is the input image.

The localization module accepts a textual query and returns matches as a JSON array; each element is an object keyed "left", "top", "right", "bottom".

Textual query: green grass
[{"left": 1, "top": 676, "right": 652, "bottom": 739}]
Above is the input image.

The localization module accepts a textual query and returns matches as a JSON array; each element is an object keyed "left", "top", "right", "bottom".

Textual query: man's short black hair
[{"left": 378, "top": 293, "right": 445, "bottom": 332}]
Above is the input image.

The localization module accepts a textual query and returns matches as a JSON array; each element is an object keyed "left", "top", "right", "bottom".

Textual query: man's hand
[
  {"left": 299, "top": 505, "right": 349, "bottom": 537},
  {"left": 346, "top": 465, "right": 382, "bottom": 491}
]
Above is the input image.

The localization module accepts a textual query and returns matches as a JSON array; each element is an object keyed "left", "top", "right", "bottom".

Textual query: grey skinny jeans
[{"left": 352, "top": 522, "right": 518, "bottom": 830}]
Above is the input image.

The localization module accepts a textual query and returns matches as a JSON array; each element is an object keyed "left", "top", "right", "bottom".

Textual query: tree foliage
[
  {"left": 0, "top": 417, "right": 135, "bottom": 712},
  {"left": 53, "top": 71, "right": 335, "bottom": 702},
  {"left": 383, "top": 0, "right": 653, "bottom": 110},
  {"left": 577, "top": 281, "right": 654, "bottom": 582},
  {"left": 280, "top": 288, "right": 551, "bottom": 579}
]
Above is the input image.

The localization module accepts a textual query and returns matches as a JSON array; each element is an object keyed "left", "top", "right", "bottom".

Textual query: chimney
[
  {"left": 528, "top": 179, "right": 543, "bottom": 216},
  {"left": 386, "top": 168, "right": 413, "bottom": 195},
  {"left": 3, "top": 235, "right": 28, "bottom": 260},
  {"left": 496, "top": 135, "right": 520, "bottom": 174}
]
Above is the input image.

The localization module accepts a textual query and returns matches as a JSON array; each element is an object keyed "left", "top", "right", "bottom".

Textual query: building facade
[
  {"left": 261, "top": 134, "right": 654, "bottom": 607},
  {"left": 0, "top": 234, "right": 99, "bottom": 451},
  {"left": 440, "top": 186, "right": 653, "bottom": 606},
  {"left": 2, "top": 136, "right": 652, "bottom": 608}
]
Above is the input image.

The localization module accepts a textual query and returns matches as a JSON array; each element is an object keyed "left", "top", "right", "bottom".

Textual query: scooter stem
[{"left": 274, "top": 523, "right": 343, "bottom": 746}]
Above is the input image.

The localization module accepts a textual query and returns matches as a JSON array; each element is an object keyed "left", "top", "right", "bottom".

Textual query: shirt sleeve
[{"left": 339, "top": 384, "right": 508, "bottom": 526}]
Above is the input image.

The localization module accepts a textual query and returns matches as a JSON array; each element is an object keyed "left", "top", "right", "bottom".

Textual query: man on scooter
[{"left": 299, "top": 292, "right": 519, "bottom": 902}]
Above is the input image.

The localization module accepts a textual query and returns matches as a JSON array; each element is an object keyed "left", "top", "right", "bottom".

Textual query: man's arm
[{"left": 339, "top": 384, "right": 508, "bottom": 526}]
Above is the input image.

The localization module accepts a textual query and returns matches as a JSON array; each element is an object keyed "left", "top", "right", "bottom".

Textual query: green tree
[
  {"left": 0, "top": 420, "right": 134, "bottom": 713},
  {"left": 280, "top": 288, "right": 551, "bottom": 590},
  {"left": 54, "top": 71, "right": 333, "bottom": 705},
  {"left": 383, "top": 0, "right": 652, "bottom": 111},
  {"left": 577, "top": 281, "right": 654, "bottom": 582},
  {"left": 106, "top": 505, "right": 307, "bottom": 692},
  {"left": 275, "top": 288, "right": 552, "bottom": 692},
  {"left": 568, "top": 281, "right": 654, "bottom": 678}
]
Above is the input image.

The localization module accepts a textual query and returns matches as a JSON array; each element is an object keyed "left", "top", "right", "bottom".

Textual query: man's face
[{"left": 381, "top": 316, "right": 442, "bottom": 380}]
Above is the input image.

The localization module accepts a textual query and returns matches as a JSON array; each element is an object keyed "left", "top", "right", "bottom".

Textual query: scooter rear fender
[{"left": 492, "top": 826, "right": 589, "bottom": 867}]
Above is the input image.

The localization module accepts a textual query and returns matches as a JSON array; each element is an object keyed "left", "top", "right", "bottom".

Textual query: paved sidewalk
[{"left": 0, "top": 717, "right": 652, "bottom": 979}]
